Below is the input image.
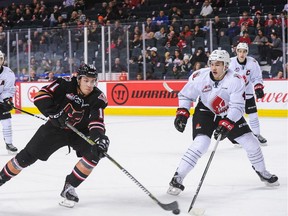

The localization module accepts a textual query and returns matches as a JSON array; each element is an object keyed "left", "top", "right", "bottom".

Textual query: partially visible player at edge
[
  {"left": 0, "top": 64, "right": 110, "bottom": 208},
  {"left": 0, "top": 50, "right": 17, "bottom": 154},
  {"left": 229, "top": 42, "right": 267, "bottom": 146},
  {"left": 167, "top": 50, "right": 279, "bottom": 196}
]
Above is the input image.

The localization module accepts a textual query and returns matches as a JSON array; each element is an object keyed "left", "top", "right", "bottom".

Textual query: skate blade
[
  {"left": 167, "top": 186, "right": 182, "bottom": 196},
  {"left": 59, "top": 199, "right": 76, "bottom": 208},
  {"left": 7, "top": 150, "right": 18, "bottom": 155},
  {"left": 265, "top": 180, "right": 280, "bottom": 187}
]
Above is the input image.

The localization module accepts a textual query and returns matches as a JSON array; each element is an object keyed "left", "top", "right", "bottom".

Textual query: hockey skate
[
  {"left": 167, "top": 172, "right": 185, "bottom": 196},
  {"left": 255, "top": 134, "right": 267, "bottom": 146},
  {"left": 59, "top": 182, "right": 79, "bottom": 208},
  {"left": 253, "top": 166, "right": 279, "bottom": 186},
  {"left": 6, "top": 143, "right": 18, "bottom": 154}
]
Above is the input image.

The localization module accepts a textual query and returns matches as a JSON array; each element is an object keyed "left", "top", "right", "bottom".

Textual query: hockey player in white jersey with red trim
[
  {"left": 167, "top": 49, "right": 279, "bottom": 196},
  {"left": 229, "top": 42, "right": 267, "bottom": 145},
  {"left": 0, "top": 51, "right": 17, "bottom": 154}
]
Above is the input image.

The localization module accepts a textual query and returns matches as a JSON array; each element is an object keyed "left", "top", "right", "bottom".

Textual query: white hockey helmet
[
  {"left": 0, "top": 51, "right": 4, "bottom": 66},
  {"left": 236, "top": 42, "right": 249, "bottom": 54},
  {"left": 208, "top": 49, "right": 231, "bottom": 69}
]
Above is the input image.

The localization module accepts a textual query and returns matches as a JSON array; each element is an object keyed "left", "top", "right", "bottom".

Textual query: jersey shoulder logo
[
  {"left": 192, "top": 71, "right": 200, "bottom": 80},
  {"left": 98, "top": 92, "right": 108, "bottom": 104}
]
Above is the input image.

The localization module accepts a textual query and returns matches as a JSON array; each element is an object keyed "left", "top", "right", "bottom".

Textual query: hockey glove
[
  {"left": 2, "top": 98, "right": 14, "bottom": 111},
  {"left": 254, "top": 84, "right": 264, "bottom": 99},
  {"left": 214, "top": 118, "right": 235, "bottom": 141},
  {"left": 92, "top": 134, "right": 110, "bottom": 158},
  {"left": 174, "top": 108, "right": 190, "bottom": 133},
  {"left": 49, "top": 109, "right": 68, "bottom": 128}
]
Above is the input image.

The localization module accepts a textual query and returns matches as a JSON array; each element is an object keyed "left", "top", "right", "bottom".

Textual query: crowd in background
[{"left": 0, "top": 0, "right": 287, "bottom": 80}]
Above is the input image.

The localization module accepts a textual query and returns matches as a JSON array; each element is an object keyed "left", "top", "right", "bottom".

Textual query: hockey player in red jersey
[
  {"left": 167, "top": 50, "right": 279, "bottom": 196},
  {"left": 229, "top": 42, "right": 267, "bottom": 145},
  {"left": 0, "top": 64, "right": 110, "bottom": 207},
  {"left": 0, "top": 51, "right": 18, "bottom": 154}
]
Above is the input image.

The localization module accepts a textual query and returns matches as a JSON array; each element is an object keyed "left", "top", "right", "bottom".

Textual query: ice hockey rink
[{"left": 0, "top": 114, "right": 287, "bottom": 216}]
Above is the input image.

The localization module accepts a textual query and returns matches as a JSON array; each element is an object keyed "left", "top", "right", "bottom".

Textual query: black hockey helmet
[{"left": 77, "top": 64, "right": 98, "bottom": 79}]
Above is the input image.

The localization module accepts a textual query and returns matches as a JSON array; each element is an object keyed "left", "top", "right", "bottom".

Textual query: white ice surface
[{"left": 0, "top": 115, "right": 287, "bottom": 216}]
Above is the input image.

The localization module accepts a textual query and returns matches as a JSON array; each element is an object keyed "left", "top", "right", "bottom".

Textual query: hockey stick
[
  {"left": 12, "top": 106, "right": 47, "bottom": 122},
  {"left": 65, "top": 122, "right": 180, "bottom": 214},
  {"left": 163, "top": 82, "right": 178, "bottom": 94},
  {"left": 188, "top": 135, "right": 222, "bottom": 216},
  {"left": 12, "top": 106, "right": 180, "bottom": 213}
]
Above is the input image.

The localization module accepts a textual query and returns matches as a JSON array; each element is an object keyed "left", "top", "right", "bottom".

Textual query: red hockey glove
[
  {"left": 254, "top": 84, "right": 264, "bottom": 99},
  {"left": 174, "top": 108, "right": 190, "bottom": 133},
  {"left": 214, "top": 118, "right": 235, "bottom": 141}
]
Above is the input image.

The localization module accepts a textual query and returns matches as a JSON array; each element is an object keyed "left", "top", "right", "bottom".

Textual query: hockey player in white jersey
[
  {"left": 0, "top": 51, "right": 17, "bottom": 154},
  {"left": 167, "top": 50, "right": 279, "bottom": 196},
  {"left": 229, "top": 42, "right": 267, "bottom": 145}
]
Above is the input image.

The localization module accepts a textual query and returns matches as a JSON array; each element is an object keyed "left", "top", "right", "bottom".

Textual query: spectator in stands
[
  {"left": 115, "top": 36, "right": 125, "bottom": 50},
  {"left": 29, "top": 67, "right": 39, "bottom": 81},
  {"left": 177, "top": 35, "right": 187, "bottom": 52},
  {"left": 190, "top": 47, "right": 207, "bottom": 67},
  {"left": 144, "top": 17, "right": 153, "bottom": 31},
  {"left": 147, "top": 47, "right": 161, "bottom": 70},
  {"left": 238, "top": 11, "right": 254, "bottom": 27},
  {"left": 180, "top": 25, "right": 193, "bottom": 41},
  {"left": 154, "top": 27, "right": 166, "bottom": 41},
  {"left": 131, "top": 32, "right": 142, "bottom": 49},
  {"left": 188, "top": 61, "right": 202, "bottom": 77},
  {"left": 264, "top": 19, "right": 278, "bottom": 41},
  {"left": 239, "top": 31, "right": 251, "bottom": 44},
  {"left": 192, "top": 25, "right": 205, "bottom": 39},
  {"left": 266, "top": 32, "right": 283, "bottom": 65},
  {"left": 164, "top": 31, "right": 179, "bottom": 49},
  {"left": 153, "top": 10, "right": 169, "bottom": 31},
  {"left": 46, "top": 71, "right": 57, "bottom": 81},
  {"left": 264, "top": 13, "right": 279, "bottom": 27},
  {"left": 191, "top": 16, "right": 203, "bottom": 29},
  {"left": 253, "top": 11, "right": 264, "bottom": 28},
  {"left": 226, "top": 20, "right": 240, "bottom": 44},
  {"left": 253, "top": 29, "right": 269, "bottom": 61},
  {"left": 143, "top": 26, "right": 154, "bottom": 40},
  {"left": 49, "top": 5, "right": 61, "bottom": 27},
  {"left": 270, "top": 56, "right": 283, "bottom": 79},
  {"left": 98, "top": 15, "right": 105, "bottom": 26},
  {"left": 200, "top": 0, "right": 213, "bottom": 18},
  {"left": 180, "top": 54, "right": 192, "bottom": 78},
  {"left": 213, "top": 15, "right": 227, "bottom": 36},
  {"left": 112, "top": 57, "right": 128, "bottom": 73},
  {"left": 88, "top": 20, "right": 100, "bottom": 43},
  {"left": 0, "top": 26, "right": 6, "bottom": 50},
  {"left": 164, "top": 51, "right": 173, "bottom": 67},
  {"left": 51, "top": 60, "right": 64, "bottom": 75},
  {"left": 18, "top": 67, "right": 29, "bottom": 82},
  {"left": 170, "top": 17, "right": 181, "bottom": 35},
  {"left": 136, "top": 73, "right": 143, "bottom": 80}
]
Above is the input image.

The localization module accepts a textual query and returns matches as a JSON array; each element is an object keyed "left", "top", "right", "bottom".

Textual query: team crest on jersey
[
  {"left": 211, "top": 96, "right": 229, "bottom": 114},
  {"left": 66, "top": 93, "right": 89, "bottom": 107},
  {"left": 63, "top": 103, "right": 84, "bottom": 126},
  {"left": 202, "top": 85, "right": 212, "bottom": 92}
]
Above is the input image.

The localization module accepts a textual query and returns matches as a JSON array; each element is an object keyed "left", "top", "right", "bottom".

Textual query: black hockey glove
[
  {"left": 254, "top": 84, "right": 264, "bottom": 99},
  {"left": 92, "top": 134, "right": 110, "bottom": 158},
  {"left": 2, "top": 98, "right": 14, "bottom": 111},
  {"left": 174, "top": 108, "right": 190, "bottom": 133},
  {"left": 49, "top": 109, "right": 69, "bottom": 128},
  {"left": 214, "top": 118, "right": 235, "bottom": 141}
]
